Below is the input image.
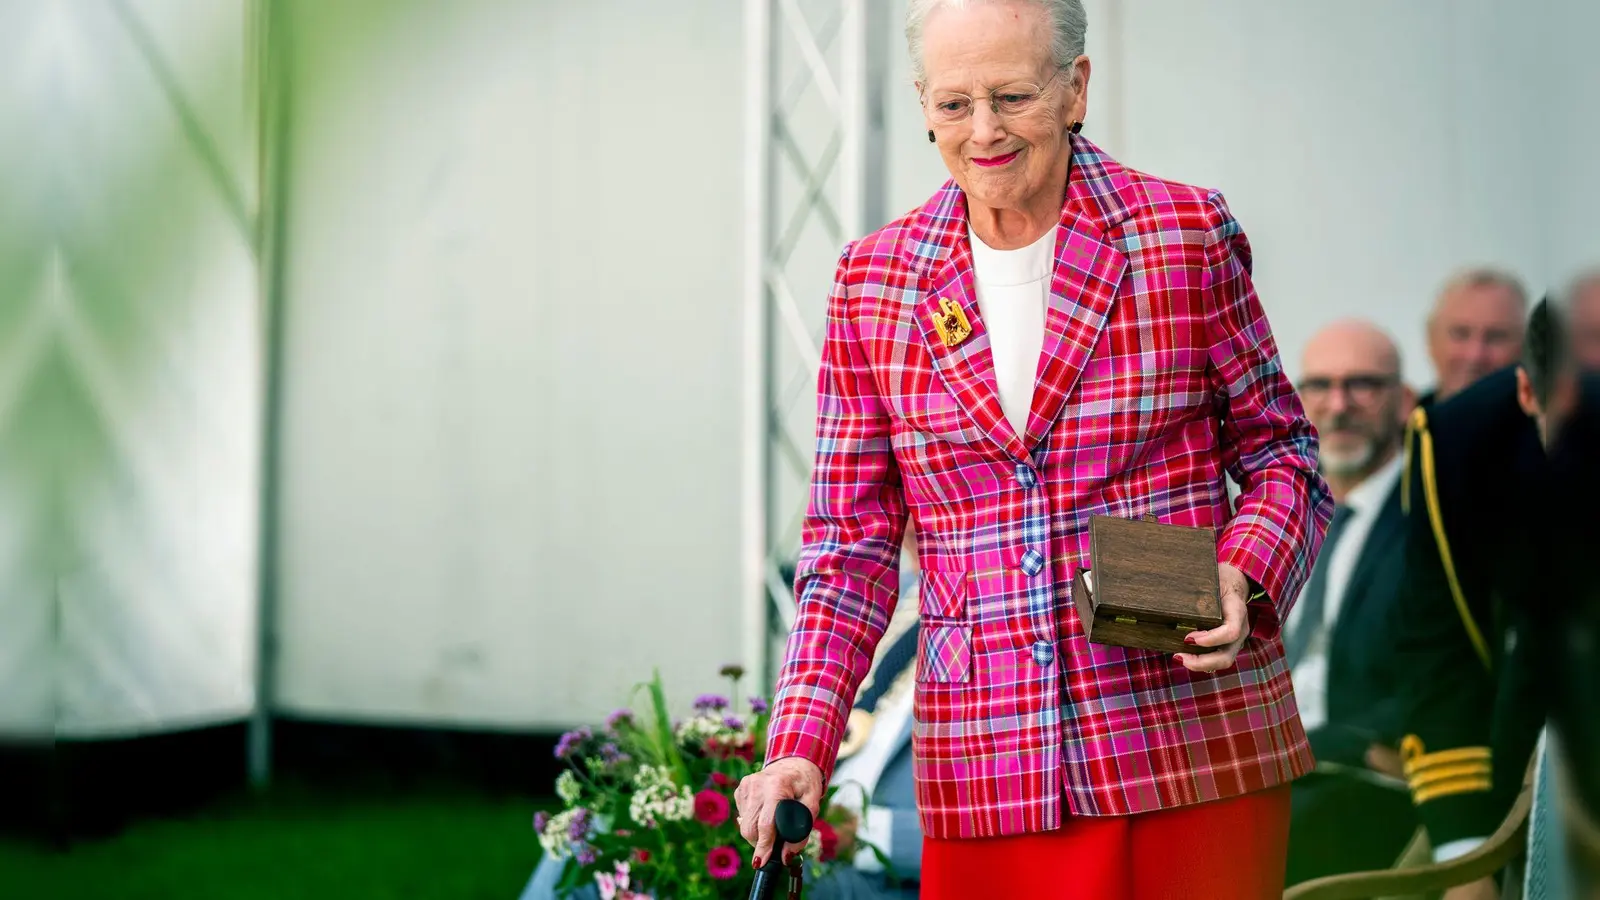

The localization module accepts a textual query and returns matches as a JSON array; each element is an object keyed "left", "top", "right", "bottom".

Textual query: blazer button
[
  {"left": 1032, "top": 640, "right": 1055, "bottom": 667},
  {"left": 1014, "top": 463, "right": 1038, "bottom": 489},
  {"left": 1019, "top": 548, "right": 1044, "bottom": 576}
]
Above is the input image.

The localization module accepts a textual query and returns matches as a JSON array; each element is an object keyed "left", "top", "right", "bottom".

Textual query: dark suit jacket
[{"left": 1307, "top": 478, "right": 1409, "bottom": 768}]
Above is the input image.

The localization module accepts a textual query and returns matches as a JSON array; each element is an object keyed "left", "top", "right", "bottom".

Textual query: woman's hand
[
  {"left": 1175, "top": 563, "right": 1252, "bottom": 673},
  {"left": 734, "top": 756, "right": 825, "bottom": 868}
]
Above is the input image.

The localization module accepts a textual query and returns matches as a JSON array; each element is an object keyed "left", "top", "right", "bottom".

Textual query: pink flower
[
  {"left": 706, "top": 845, "right": 741, "bottom": 879},
  {"left": 694, "top": 789, "right": 731, "bottom": 827},
  {"left": 595, "top": 872, "right": 617, "bottom": 900}
]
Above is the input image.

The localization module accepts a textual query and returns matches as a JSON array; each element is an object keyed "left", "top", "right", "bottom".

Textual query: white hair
[{"left": 905, "top": 0, "right": 1088, "bottom": 85}]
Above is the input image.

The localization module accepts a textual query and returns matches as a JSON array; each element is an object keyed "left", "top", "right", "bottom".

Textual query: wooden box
[{"left": 1072, "top": 515, "right": 1223, "bottom": 654}]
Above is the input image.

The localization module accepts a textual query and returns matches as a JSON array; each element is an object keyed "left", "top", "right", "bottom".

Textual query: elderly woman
[{"left": 734, "top": 1, "right": 1332, "bottom": 898}]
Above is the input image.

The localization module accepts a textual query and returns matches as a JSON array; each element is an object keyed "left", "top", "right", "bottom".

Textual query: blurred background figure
[
  {"left": 1423, "top": 268, "right": 1527, "bottom": 406},
  {"left": 1566, "top": 269, "right": 1600, "bottom": 371},
  {"left": 1393, "top": 297, "right": 1580, "bottom": 899},
  {"left": 1283, "top": 320, "right": 1418, "bottom": 886}
]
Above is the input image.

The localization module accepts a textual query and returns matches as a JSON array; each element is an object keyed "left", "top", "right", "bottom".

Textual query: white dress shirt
[{"left": 1286, "top": 453, "right": 1403, "bottom": 731}]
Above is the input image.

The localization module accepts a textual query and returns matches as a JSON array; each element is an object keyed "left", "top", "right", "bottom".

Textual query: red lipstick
[{"left": 972, "top": 150, "right": 1020, "bottom": 168}]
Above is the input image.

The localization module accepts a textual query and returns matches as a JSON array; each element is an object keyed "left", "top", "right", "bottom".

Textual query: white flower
[
  {"left": 632, "top": 764, "right": 670, "bottom": 790},
  {"left": 661, "top": 790, "right": 694, "bottom": 822},
  {"left": 540, "top": 807, "right": 579, "bottom": 851},
  {"left": 674, "top": 713, "right": 730, "bottom": 746},
  {"left": 556, "top": 770, "right": 581, "bottom": 804},
  {"left": 804, "top": 827, "right": 823, "bottom": 861},
  {"left": 538, "top": 808, "right": 586, "bottom": 859},
  {"left": 627, "top": 770, "right": 693, "bottom": 828}
]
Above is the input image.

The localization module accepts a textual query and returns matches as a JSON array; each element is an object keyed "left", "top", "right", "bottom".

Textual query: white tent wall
[
  {"left": 272, "top": 0, "right": 749, "bottom": 729},
  {"left": 0, "top": 0, "right": 58, "bottom": 740},
  {"left": 271, "top": 0, "right": 1572, "bottom": 733},
  {"left": 1540, "top": 0, "right": 1600, "bottom": 284},
  {"left": 10, "top": 0, "right": 263, "bottom": 739}
]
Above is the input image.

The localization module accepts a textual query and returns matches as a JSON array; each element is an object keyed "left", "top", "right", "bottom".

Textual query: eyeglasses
[
  {"left": 1298, "top": 374, "right": 1399, "bottom": 404},
  {"left": 921, "top": 69, "right": 1068, "bottom": 125}
]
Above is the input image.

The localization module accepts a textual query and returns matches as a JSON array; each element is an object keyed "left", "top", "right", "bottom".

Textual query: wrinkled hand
[
  {"left": 734, "top": 757, "right": 825, "bottom": 868},
  {"left": 1441, "top": 877, "right": 1498, "bottom": 900},
  {"left": 1175, "top": 563, "right": 1251, "bottom": 673},
  {"left": 1365, "top": 743, "right": 1404, "bottom": 779}
]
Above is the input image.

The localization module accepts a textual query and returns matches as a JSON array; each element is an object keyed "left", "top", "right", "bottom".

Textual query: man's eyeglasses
[{"left": 1298, "top": 374, "right": 1399, "bottom": 404}]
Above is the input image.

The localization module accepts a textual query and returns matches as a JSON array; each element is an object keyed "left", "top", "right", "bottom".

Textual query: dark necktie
[{"left": 1284, "top": 504, "right": 1353, "bottom": 669}]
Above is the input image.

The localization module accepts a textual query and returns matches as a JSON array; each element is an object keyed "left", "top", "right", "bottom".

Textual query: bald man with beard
[{"left": 1284, "top": 320, "right": 1421, "bottom": 887}]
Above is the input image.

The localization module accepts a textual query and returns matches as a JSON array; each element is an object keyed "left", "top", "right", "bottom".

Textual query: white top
[
  {"left": 1286, "top": 452, "right": 1403, "bottom": 731},
  {"left": 968, "top": 224, "right": 1055, "bottom": 438}
]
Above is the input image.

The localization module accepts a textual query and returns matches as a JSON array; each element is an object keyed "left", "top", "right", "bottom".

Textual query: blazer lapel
[
  {"left": 907, "top": 186, "right": 1029, "bottom": 462},
  {"left": 901, "top": 135, "right": 1138, "bottom": 461},
  {"left": 1023, "top": 136, "right": 1135, "bottom": 450}
]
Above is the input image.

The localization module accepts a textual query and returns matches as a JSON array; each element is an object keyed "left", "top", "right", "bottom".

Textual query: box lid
[{"left": 1086, "top": 515, "right": 1222, "bottom": 627}]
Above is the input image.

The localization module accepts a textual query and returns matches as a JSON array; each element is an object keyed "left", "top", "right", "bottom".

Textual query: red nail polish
[
  {"left": 753, "top": 856, "right": 763, "bottom": 869},
  {"left": 1183, "top": 635, "right": 1198, "bottom": 645}
]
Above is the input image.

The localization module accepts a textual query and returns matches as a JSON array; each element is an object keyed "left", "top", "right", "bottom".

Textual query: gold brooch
[{"left": 931, "top": 298, "right": 973, "bottom": 348}]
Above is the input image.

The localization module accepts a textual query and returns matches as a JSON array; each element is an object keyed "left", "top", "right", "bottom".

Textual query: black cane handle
[{"left": 747, "top": 799, "right": 813, "bottom": 900}]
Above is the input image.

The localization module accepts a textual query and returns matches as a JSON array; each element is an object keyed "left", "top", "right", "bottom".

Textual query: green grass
[{"left": 0, "top": 783, "right": 550, "bottom": 900}]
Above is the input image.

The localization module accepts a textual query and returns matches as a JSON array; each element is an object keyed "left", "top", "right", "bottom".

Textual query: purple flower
[
  {"left": 599, "top": 743, "right": 629, "bottom": 765},
  {"left": 568, "top": 807, "right": 593, "bottom": 841},
  {"left": 576, "top": 845, "right": 598, "bottom": 866},
  {"left": 533, "top": 811, "right": 551, "bottom": 833},
  {"left": 722, "top": 715, "right": 745, "bottom": 731},
  {"left": 606, "top": 709, "right": 634, "bottom": 731},
  {"left": 555, "top": 727, "right": 593, "bottom": 760},
  {"left": 748, "top": 697, "right": 769, "bottom": 715},
  {"left": 694, "top": 694, "right": 730, "bottom": 712}
]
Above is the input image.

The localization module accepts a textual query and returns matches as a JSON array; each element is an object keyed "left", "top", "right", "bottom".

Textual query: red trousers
[{"left": 920, "top": 785, "right": 1291, "bottom": 900}]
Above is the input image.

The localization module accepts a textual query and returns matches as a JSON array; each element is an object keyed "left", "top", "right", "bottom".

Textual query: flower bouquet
[{"left": 535, "top": 665, "right": 870, "bottom": 900}]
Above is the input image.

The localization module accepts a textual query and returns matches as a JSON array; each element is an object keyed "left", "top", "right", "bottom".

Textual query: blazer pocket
[
  {"left": 916, "top": 568, "right": 967, "bottom": 621},
  {"left": 917, "top": 623, "right": 973, "bottom": 684}
]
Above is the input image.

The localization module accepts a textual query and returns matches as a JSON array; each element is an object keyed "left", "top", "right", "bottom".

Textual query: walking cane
[{"left": 748, "top": 799, "right": 812, "bottom": 900}]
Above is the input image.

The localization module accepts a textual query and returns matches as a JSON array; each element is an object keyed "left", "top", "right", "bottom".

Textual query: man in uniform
[{"left": 1395, "top": 296, "right": 1583, "bottom": 899}]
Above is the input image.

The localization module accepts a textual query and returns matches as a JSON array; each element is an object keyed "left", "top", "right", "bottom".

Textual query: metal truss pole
[{"left": 742, "top": 0, "right": 890, "bottom": 695}]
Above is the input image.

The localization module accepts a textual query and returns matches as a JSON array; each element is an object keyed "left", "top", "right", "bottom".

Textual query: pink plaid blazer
[{"left": 765, "top": 135, "right": 1333, "bottom": 840}]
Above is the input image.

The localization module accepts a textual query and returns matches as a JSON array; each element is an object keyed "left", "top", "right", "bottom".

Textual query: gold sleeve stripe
[
  {"left": 1400, "top": 735, "right": 1492, "bottom": 771},
  {"left": 1402, "top": 406, "right": 1492, "bottom": 669},
  {"left": 1409, "top": 761, "right": 1493, "bottom": 790},
  {"left": 1413, "top": 774, "right": 1494, "bottom": 804}
]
